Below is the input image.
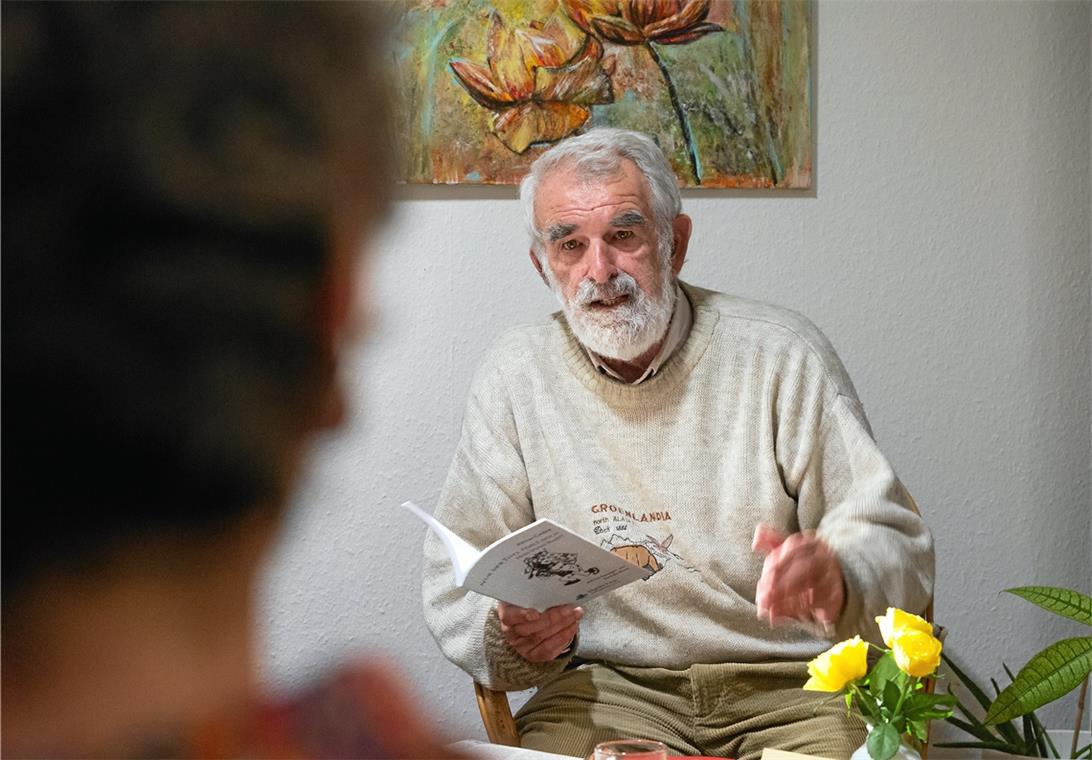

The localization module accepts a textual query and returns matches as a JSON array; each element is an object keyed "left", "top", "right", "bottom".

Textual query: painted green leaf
[
  {"left": 1004, "top": 586, "right": 1092, "bottom": 625},
  {"left": 985, "top": 636, "right": 1092, "bottom": 725}
]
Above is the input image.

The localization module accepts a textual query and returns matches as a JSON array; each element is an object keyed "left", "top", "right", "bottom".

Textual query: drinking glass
[{"left": 593, "top": 739, "right": 669, "bottom": 760}]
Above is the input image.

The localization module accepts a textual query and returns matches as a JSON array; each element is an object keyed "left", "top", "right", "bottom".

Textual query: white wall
[{"left": 259, "top": 0, "right": 1092, "bottom": 742}]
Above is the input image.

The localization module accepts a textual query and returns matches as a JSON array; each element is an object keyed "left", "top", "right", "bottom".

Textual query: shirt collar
[{"left": 584, "top": 281, "right": 692, "bottom": 385}]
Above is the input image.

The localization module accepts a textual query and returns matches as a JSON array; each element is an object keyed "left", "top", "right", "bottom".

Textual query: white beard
[{"left": 546, "top": 262, "right": 676, "bottom": 362}]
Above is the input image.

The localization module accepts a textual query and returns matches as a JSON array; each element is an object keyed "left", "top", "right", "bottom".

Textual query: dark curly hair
[{"left": 2, "top": 1, "right": 394, "bottom": 600}]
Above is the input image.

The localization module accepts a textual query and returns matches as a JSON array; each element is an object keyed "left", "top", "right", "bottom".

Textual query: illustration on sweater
[
  {"left": 587, "top": 502, "right": 695, "bottom": 577},
  {"left": 602, "top": 532, "right": 696, "bottom": 577},
  {"left": 523, "top": 550, "right": 600, "bottom": 585},
  {"left": 609, "top": 542, "right": 662, "bottom": 573}
]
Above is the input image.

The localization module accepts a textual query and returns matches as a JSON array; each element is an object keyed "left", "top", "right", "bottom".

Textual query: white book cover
[{"left": 403, "top": 501, "right": 652, "bottom": 610}]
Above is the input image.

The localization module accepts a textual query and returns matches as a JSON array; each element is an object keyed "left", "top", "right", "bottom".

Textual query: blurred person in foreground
[{"left": 2, "top": 4, "right": 445, "bottom": 757}]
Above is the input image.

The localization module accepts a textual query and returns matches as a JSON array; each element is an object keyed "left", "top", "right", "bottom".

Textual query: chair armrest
[{"left": 474, "top": 681, "right": 521, "bottom": 747}]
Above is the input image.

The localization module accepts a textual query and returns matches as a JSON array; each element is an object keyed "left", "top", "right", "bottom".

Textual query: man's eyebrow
[
  {"left": 611, "top": 210, "right": 646, "bottom": 227},
  {"left": 544, "top": 223, "right": 577, "bottom": 241}
]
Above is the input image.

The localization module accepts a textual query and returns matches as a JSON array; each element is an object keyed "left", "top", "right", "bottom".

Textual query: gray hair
[{"left": 520, "top": 128, "right": 682, "bottom": 260}]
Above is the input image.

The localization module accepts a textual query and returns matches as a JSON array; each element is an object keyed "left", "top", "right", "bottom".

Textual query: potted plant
[
  {"left": 803, "top": 608, "right": 956, "bottom": 760},
  {"left": 937, "top": 586, "right": 1092, "bottom": 758}
]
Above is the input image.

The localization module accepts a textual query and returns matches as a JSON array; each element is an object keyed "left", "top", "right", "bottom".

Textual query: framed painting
[{"left": 393, "top": 0, "right": 811, "bottom": 188}]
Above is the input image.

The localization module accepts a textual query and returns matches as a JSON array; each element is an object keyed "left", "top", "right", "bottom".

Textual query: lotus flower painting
[{"left": 394, "top": 0, "right": 811, "bottom": 188}]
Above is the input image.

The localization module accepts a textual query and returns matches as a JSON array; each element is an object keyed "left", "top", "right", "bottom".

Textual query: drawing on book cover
[
  {"left": 602, "top": 533, "right": 698, "bottom": 576},
  {"left": 523, "top": 550, "right": 601, "bottom": 586}
]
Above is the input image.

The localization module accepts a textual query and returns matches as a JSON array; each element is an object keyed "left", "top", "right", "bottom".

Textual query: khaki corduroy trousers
[{"left": 515, "top": 660, "right": 865, "bottom": 760}]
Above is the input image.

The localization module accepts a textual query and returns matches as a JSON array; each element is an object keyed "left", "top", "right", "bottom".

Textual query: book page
[
  {"left": 463, "top": 519, "right": 651, "bottom": 610},
  {"left": 401, "top": 501, "right": 481, "bottom": 584}
]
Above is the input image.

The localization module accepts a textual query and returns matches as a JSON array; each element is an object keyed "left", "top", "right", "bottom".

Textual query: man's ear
[
  {"left": 529, "top": 248, "right": 550, "bottom": 287},
  {"left": 670, "top": 214, "right": 692, "bottom": 275}
]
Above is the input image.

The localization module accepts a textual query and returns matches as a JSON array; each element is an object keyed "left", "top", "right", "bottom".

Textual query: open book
[{"left": 403, "top": 501, "right": 652, "bottom": 610}]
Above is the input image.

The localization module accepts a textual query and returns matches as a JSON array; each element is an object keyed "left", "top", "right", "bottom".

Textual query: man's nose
[{"left": 586, "top": 239, "right": 617, "bottom": 284}]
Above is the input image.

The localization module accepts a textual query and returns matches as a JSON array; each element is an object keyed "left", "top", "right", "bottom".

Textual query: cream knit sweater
[{"left": 422, "top": 283, "right": 933, "bottom": 690}]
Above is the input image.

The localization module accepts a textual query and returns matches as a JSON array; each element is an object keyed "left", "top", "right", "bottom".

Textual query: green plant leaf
[
  {"left": 1022, "top": 713, "right": 1044, "bottom": 757},
  {"left": 853, "top": 684, "right": 883, "bottom": 725},
  {"left": 909, "top": 692, "right": 956, "bottom": 709},
  {"left": 904, "top": 691, "right": 955, "bottom": 722},
  {"left": 867, "top": 722, "right": 900, "bottom": 760},
  {"left": 943, "top": 715, "right": 998, "bottom": 744},
  {"left": 1006, "top": 664, "right": 1039, "bottom": 754},
  {"left": 906, "top": 718, "right": 928, "bottom": 744},
  {"left": 951, "top": 701, "right": 987, "bottom": 731},
  {"left": 942, "top": 653, "right": 993, "bottom": 711},
  {"left": 942, "top": 655, "right": 1026, "bottom": 747},
  {"left": 869, "top": 652, "right": 902, "bottom": 697},
  {"left": 883, "top": 681, "right": 902, "bottom": 717},
  {"left": 1004, "top": 586, "right": 1092, "bottom": 626},
  {"left": 986, "top": 636, "right": 1092, "bottom": 725},
  {"left": 934, "top": 740, "right": 1028, "bottom": 753},
  {"left": 1026, "top": 710, "right": 1059, "bottom": 758}
]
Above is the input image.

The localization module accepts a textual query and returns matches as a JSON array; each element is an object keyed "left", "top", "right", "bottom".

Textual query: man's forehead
[{"left": 534, "top": 161, "right": 651, "bottom": 226}]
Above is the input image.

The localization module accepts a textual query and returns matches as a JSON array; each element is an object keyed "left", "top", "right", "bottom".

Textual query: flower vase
[
  {"left": 850, "top": 727, "right": 922, "bottom": 760},
  {"left": 849, "top": 742, "right": 920, "bottom": 760}
]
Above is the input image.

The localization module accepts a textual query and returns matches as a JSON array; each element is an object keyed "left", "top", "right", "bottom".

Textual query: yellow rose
[
  {"left": 803, "top": 636, "right": 869, "bottom": 692},
  {"left": 890, "top": 628, "right": 943, "bottom": 677},
  {"left": 875, "top": 607, "right": 932, "bottom": 648}
]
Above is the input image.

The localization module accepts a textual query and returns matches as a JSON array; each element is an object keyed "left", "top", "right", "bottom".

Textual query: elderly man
[{"left": 422, "top": 128, "right": 933, "bottom": 760}]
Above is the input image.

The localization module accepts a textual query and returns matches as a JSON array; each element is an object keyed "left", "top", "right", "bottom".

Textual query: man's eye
[
  {"left": 614, "top": 230, "right": 634, "bottom": 241},
  {"left": 560, "top": 240, "right": 581, "bottom": 251}
]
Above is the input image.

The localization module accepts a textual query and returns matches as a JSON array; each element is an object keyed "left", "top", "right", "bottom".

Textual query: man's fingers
[
  {"left": 752, "top": 523, "right": 788, "bottom": 554},
  {"left": 497, "top": 602, "right": 539, "bottom": 626},
  {"left": 765, "top": 586, "right": 840, "bottom": 623},
  {"left": 754, "top": 531, "right": 844, "bottom": 629},
  {"left": 759, "top": 533, "right": 831, "bottom": 591},
  {"left": 753, "top": 527, "right": 803, "bottom": 613},
  {"left": 500, "top": 604, "right": 583, "bottom": 661},
  {"left": 508, "top": 610, "right": 579, "bottom": 643},
  {"left": 523, "top": 622, "right": 579, "bottom": 661},
  {"left": 761, "top": 560, "right": 832, "bottom": 606},
  {"left": 763, "top": 555, "right": 820, "bottom": 596},
  {"left": 497, "top": 602, "right": 577, "bottom": 632},
  {"left": 504, "top": 605, "right": 582, "bottom": 638}
]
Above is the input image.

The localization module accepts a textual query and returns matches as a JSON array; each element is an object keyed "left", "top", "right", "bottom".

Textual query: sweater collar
[
  {"left": 556, "top": 280, "right": 719, "bottom": 402},
  {"left": 582, "top": 281, "right": 693, "bottom": 385}
]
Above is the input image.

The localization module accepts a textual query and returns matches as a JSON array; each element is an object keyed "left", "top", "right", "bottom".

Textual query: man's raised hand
[
  {"left": 497, "top": 602, "right": 583, "bottom": 662},
  {"left": 752, "top": 524, "right": 845, "bottom": 633}
]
